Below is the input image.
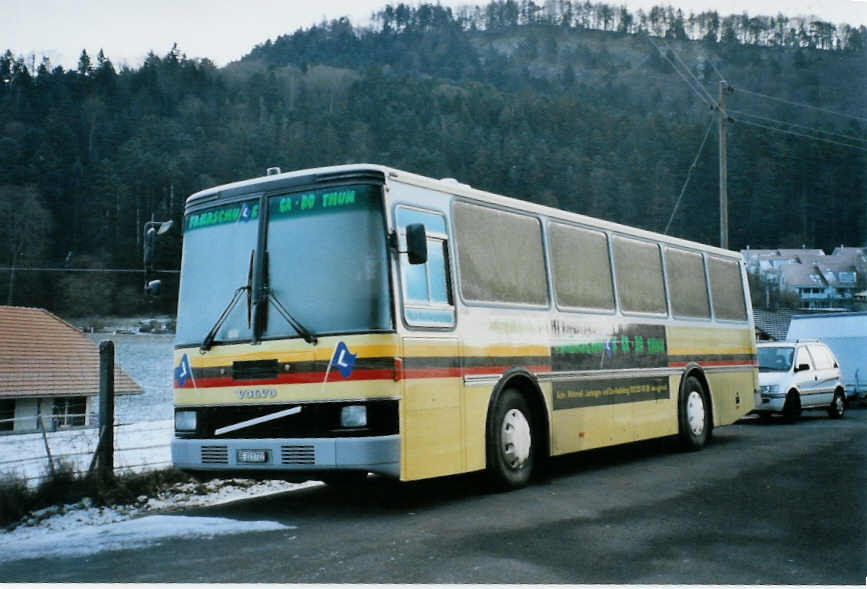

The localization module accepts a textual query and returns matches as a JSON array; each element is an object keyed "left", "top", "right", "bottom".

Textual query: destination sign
[
  {"left": 270, "top": 188, "right": 360, "bottom": 219},
  {"left": 186, "top": 186, "right": 372, "bottom": 232},
  {"left": 185, "top": 200, "right": 259, "bottom": 232}
]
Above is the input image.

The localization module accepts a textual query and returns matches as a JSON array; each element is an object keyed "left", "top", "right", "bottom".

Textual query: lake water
[{"left": 87, "top": 333, "right": 176, "bottom": 424}]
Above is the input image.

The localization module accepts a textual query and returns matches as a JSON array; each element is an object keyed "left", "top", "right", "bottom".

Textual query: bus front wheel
[
  {"left": 487, "top": 388, "right": 534, "bottom": 490},
  {"left": 678, "top": 375, "right": 711, "bottom": 450}
]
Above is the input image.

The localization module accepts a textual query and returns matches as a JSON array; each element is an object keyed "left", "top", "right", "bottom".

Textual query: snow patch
[
  {"left": 2, "top": 478, "right": 324, "bottom": 562},
  {"left": 1, "top": 514, "right": 292, "bottom": 561}
]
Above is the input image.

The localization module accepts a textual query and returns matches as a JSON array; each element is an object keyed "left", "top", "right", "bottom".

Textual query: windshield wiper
[
  {"left": 200, "top": 285, "right": 250, "bottom": 352},
  {"left": 200, "top": 250, "right": 254, "bottom": 352},
  {"left": 266, "top": 289, "right": 318, "bottom": 345}
]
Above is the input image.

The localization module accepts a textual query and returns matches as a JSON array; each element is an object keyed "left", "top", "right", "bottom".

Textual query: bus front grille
[
  {"left": 189, "top": 401, "right": 399, "bottom": 439},
  {"left": 281, "top": 445, "right": 315, "bottom": 465},
  {"left": 201, "top": 445, "right": 229, "bottom": 464}
]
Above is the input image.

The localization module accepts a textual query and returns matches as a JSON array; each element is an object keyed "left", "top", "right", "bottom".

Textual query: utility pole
[{"left": 718, "top": 80, "right": 734, "bottom": 250}]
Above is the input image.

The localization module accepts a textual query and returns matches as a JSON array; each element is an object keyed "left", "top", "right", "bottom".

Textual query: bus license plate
[{"left": 237, "top": 449, "right": 269, "bottom": 464}]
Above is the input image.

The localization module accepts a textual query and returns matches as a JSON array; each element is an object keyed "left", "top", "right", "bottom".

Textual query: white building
[
  {"left": 742, "top": 246, "right": 866, "bottom": 310},
  {"left": 0, "top": 306, "right": 142, "bottom": 434}
]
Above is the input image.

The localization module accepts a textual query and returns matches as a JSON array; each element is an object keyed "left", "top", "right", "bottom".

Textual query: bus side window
[
  {"left": 396, "top": 206, "right": 455, "bottom": 327},
  {"left": 707, "top": 256, "right": 748, "bottom": 321}
]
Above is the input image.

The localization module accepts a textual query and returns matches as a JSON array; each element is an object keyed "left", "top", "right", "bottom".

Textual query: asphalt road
[{"left": 4, "top": 406, "right": 866, "bottom": 583}]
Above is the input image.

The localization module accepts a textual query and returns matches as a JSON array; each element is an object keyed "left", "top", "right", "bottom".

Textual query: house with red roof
[{"left": 0, "top": 306, "right": 142, "bottom": 434}]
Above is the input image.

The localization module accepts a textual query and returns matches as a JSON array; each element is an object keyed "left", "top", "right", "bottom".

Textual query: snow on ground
[
  {"left": 1, "top": 478, "right": 323, "bottom": 562},
  {"left": 0, "top": 419, "right": 174, "bottom": 486},
  {"left": 1, "top": 331, "right": 327, "bottom": 562},
  {"left": 5, "top": 515, "right": 291, "bottom": 562}
]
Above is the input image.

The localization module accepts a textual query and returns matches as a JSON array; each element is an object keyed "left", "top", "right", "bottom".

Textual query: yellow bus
[{"left": 170, "top": 164, "right": 756, "bottom": 488}]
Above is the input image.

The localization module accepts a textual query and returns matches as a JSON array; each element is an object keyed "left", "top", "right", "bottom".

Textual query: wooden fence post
[
  {"left": 97, "top": 340, "right": 115, "bottom": 479},
  {"left": 37, "top": 399, "right": 56, "bottom": 478}
]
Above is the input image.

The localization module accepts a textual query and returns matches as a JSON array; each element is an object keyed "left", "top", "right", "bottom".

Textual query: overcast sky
[{"left": 4, "top": 0, "right": 867, "bottom": 71}]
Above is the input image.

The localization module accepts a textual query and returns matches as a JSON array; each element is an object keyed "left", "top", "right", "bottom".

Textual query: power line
[
  {"left": 736, "top": 87, "right": 867, "bottom": 124},
  {"left": 731, "top": 117, "right": 867, "bottom": 152},
  {"left": 660, "top": 38, "right": 717, "bottom": 107},
  {"left": 728, "top": 108, "right": 867, "bottom": 145},
  {"left": 664, "top": 115, "right": 716, "bottom": 235},
  {"left": 645, "top": 34, "right": 716, "bottom": 109},
  {"left": 677, "top": 50, "right": 867, "bottom": 152},
  {"left": 705, "top": 54, "right": 726, "bottom": 83}
]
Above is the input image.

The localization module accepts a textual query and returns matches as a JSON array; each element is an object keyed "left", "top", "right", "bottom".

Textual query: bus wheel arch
[
  {"left": 683, "top": 366, "right": 715, "bottom": 427},
  {"left": 485, "top": 370, "right": 549, "bottom": 489}
]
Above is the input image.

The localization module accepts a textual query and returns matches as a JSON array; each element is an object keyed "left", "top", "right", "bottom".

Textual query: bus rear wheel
[
  {"left": 678, "top": 375, "right": 711, "bottom": 450},
  {"left": 487, "top": 388, "right": 534, "bottom": 490}
]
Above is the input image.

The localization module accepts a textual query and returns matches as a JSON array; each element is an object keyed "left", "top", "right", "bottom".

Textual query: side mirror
[
  {"left": 143, "top": 219, "right": 173, "bottom": 296},
  {"left": 145, "top": 280, "right": 162, "bottom": 297},
  {"left": 796, "top": 363, "right": 810, "bottom": 373},
  {"left": 143, "top": 227, "right": 157, "bottom": 269},
  {"left": 406, "top": 223, "right": 428, "bottom": 265}
]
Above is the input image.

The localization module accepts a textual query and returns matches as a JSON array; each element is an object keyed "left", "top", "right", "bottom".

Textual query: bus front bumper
[{"left": 171, "top": 434, "right": 400, "bottom": 479}]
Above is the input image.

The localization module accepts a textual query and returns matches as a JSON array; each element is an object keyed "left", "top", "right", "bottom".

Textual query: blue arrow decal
[{"left": 333, "top": 341, "right": 357, "bottom": 379}]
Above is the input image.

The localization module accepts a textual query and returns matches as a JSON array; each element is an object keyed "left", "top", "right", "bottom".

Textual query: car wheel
[
  {"left": 678, "top": 375, "right": 711, "bottom": 450},
  {"left": 487, "top": 388, "right": 534, "bottom": 489},
  {"left": 783, "top": 390, "right": 801, "bottom": 424},
  {"left": 828, "top": 389, "right": 845, "bottom": 419}
]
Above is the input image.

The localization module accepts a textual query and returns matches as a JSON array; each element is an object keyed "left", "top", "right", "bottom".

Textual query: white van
[{"left": 755, "top": 341, "right": 846, "bottom": 422}]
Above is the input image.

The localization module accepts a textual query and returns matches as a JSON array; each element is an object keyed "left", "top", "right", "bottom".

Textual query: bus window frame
[
  {"left": 705, "top": 254, "right": 750, "bottom": 325},
  {"left": 662, "top": 244, "right": 714, "bottom": 323},
  {"left": 393, "top": 203, "right": 457, "bottom": 331},
  {"left": 256, "top": 179, "right": 397, "bottom": 342},
  {"left": 545, "top": 219, "right": 618, "bottom": 317},
  {"left": 610, "top": 232, "right": 670, "bottom": 319},
  {"left": 450, "top": 198, "right": 552, "bottom": 312}
]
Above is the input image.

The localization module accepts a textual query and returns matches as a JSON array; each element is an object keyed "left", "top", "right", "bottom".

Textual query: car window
[
  {"left": 808, "top": 345, "right": 834, "bottom": 370},
  {"left": 795, "top": 347, "right": 812, "bottom": 370},
  {"left": 757, "top": 346, "right": 794, "bottom": 372}
]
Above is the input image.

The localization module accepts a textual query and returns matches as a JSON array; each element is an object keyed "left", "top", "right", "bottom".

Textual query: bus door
[{"left": 393, "top": 204, "right": 462, "bottom": 480}]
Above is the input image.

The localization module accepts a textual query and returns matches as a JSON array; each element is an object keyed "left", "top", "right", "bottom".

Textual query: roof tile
[{"left": 0, "top": 306, "right": 143, "bottom": 398}]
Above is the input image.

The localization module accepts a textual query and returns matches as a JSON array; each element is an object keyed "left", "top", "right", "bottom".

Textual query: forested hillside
[{"left": 1, "top": 1, "right": 865, "bottom": 316}]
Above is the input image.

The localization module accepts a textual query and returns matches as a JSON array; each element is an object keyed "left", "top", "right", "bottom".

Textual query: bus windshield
[
  {"left": 176, "top": 184, "right": 392, "bottom": 347},
  {"left": 176, "top": 198, "right": 260, "bottom": 347},
  {"left": 262, "top": 183, "right": 392, "bottom": 340}
]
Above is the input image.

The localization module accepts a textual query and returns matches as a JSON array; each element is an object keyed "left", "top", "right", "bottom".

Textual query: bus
[{"left": 169, "top": 164, "right": 756, "bottom": 489}]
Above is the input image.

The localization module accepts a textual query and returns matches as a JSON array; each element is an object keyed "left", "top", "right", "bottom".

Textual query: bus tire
[
  {"left": 487, "top": 388, "right": 535, "bottom": 490},
  {"left": 678, "top": 375, "right": 710, "bottom": 450}
]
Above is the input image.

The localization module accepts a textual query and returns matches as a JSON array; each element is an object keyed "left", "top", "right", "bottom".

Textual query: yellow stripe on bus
[{"left": 667, "top": 326, "right": 755, "bottom": 356}]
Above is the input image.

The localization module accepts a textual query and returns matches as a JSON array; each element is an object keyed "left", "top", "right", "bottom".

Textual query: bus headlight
[
  {"left": 341, "top": 405, "right": 367, "bottom": 428},
  {"left": 175, "top": 410, "right": 197, "bottom": 432}
]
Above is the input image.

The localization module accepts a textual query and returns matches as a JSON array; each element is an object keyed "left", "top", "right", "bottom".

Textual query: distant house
[
  {"left": 0, "top": 306, "right": 142, "bottom": 434},
  {"left": 742, "top": 245, "right": 866, "bottom": 311}
]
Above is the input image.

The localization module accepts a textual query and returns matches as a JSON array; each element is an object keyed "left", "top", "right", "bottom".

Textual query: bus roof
[{"left": 186, "top": 163, "right": 741, "bottom": 259}]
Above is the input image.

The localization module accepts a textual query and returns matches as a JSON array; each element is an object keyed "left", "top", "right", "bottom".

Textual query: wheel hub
[
  {"left": 501, "top": 408, "right": 531, "bottom": 469},
  {"left": 686, "top": 390, "right": 705, "bottom": 436}
]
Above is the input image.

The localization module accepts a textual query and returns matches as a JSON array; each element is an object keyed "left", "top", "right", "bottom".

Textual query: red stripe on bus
[
  {"left": 176, "top": 364, "right": 554, "bottom": 388},
  {"left": 667, "top": 360, "right": 757, "bottom": 367}
]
